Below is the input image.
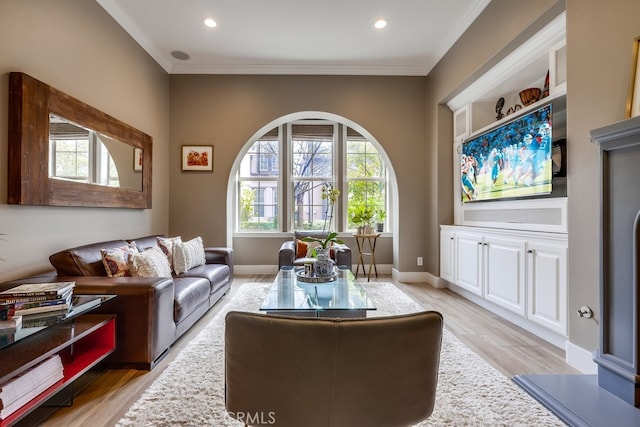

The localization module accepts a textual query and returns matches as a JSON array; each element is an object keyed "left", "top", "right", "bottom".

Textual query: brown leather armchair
[
  {"left": 225, "top": 310, "right": 443, "bottom": 427},
  {"left": 278, "top": 231, "right": 352, "bottom": 270}
]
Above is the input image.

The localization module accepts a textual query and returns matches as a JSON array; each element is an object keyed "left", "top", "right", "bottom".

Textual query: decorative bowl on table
[{"left": 295, "top": 269, "right": 338, "bottom": 283}]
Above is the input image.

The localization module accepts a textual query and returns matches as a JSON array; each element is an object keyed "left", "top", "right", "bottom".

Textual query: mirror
[
  {"left": 8, "top": 72, "right": 152, "bottom": 208},
  {"left": 49, "top": 114, "right": 143, "bottom": 191}
]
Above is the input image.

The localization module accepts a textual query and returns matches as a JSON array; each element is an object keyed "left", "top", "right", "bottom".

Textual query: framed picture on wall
[
  {"left": 626, "top": 36, "right": 640, "bottom": 118},
  {"left": 133, "top": 148, "right": 143, "bottom": 172},
  {"left": 182, "top": 145, "right": 214, "bottom": 172}
]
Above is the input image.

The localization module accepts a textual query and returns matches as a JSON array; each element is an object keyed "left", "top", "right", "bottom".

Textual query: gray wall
[
  {"left": 565, "top": 0, "right": 640, "bottom": 351},
  {"left": 0, "top": 0, "right": 170, "bottom": 281}
]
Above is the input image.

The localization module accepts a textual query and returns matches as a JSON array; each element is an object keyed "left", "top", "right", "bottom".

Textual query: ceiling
[{"left": 96, "top": 0, "right": 491, "bottom": 76}]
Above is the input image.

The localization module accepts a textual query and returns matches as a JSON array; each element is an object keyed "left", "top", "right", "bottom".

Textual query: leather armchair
[
  {"left": 225, "top": 310, "right": 443, "bottom": 427},
  {"left": 278, "top": 231, "right": 352, "bottom": 270}
]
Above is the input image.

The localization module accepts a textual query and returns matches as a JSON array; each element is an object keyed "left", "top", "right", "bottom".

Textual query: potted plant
[
  {"left": 351, "top": 206, "right": 375, "bottom": 235},
  {"left": 375, "top": 209, "right": 386, "bottom": 232}
]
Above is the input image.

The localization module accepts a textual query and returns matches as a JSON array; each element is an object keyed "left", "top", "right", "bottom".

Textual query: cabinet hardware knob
[{"left": 527, "top": 249, "right": 533, "bottom": 253}]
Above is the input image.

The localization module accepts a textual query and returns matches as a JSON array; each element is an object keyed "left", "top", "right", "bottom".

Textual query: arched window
[{"left": 235, "top": 118, "right": 389, "bottom": 233}]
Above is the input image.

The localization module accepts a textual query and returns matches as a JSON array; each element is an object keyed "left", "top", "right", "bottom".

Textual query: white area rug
[{"left": 117, "top": 282, "right": 563, "bottom": 426}]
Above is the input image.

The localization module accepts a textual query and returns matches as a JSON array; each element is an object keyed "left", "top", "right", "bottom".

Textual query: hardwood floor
[{"left": 35, "top": 274, "right": 577, "bottom": 427}]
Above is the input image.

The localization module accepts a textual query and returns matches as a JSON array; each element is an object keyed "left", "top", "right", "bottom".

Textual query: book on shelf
[
  {"left": 0, "top": 281, "right": 75, "bottom": 299},
  {"left": 10, "top": 294, "right": 72, "bottom": 317},
  {"left": 0, "top": 354, "right": 64, "bottom": 418},
  {"left": 0, "top": 287, "right": 74, "bottom": 305},
  {"left": 20, "top": 311, "right": 66, "bottom": 328}
]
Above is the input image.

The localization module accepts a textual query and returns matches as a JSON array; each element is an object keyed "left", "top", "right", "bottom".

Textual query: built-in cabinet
[
  {"left": 441, "top": 226, "right": 567, "bottom": 339},
  {"left": 440, "top": 12, "right": 568, "bottom": 347}
]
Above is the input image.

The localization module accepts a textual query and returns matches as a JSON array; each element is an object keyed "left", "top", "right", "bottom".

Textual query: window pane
[
  {"left": 240, "top": 139, "right": 279, "bottom": 178},
  {"left": 347, "top": 140, "right": 384, "bottom": 178},
  {"left": 346, "top": 130, "right": 387, "bottom": 230},
  {"left": 292, "top": 181, "right": 333, "bottom": 230},
  {"left": 237, "top": 128, "right": 280, "bottom": 231},
  {"left": 239, "top": 181, "right": 278, "bottom": 230},
  {"left": 292, "top": 140, "right": 332, "bottom": 178}
]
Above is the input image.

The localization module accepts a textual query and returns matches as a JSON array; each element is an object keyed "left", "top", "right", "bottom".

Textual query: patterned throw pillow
[
  {"left": 173, "top": 236, "right": 206, "bottom": 275},
  {"left": 128, "top": 245, "right": 172, "bottom": 278},
  {"left": 101, "top": 242, "right": 139, "bottom": 277},
  {"left": 157, "top": 236, "right": 182, "bottom": 272}
]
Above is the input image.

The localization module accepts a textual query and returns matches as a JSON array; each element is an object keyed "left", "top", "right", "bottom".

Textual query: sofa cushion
[
  {"left": 173, "top": 277, "right": 211, "bottom": 322},
  {"left": 179, "top": 264, "right": 230, "bottom": 293},
  {"left": 174, "top": 237, "right": 206, "bottom": 274},
  {"left": 128, "top": 246, "right": 172, "bottom": 278},
  {"left": 100, "top": 242, "right": 139, "bottom": 277},
  {"left": 50, "top": 239, "right": 130, "bottom": 276}
]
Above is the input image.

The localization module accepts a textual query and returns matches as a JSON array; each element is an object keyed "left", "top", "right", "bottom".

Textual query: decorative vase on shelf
[{"left": 314, "top": 247, "right": 334, "bottom": 277}]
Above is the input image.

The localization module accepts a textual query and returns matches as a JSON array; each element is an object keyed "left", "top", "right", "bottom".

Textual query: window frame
[{"left": 235, "top": 119, "right": 388, "bottom": 234}]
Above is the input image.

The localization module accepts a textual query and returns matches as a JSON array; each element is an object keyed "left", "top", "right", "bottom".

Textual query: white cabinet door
[
  {"left": 454, "top": 231, "right": 484, "bottom": 296},
  {"left": 440, "top": 228, "right": 456, "bottom": 283},
  {"left": 527, "top": 239, "right": 567, "bottom": 336},
  {"left": 484, "top": 235, "right": 526, "bottom": 315}
]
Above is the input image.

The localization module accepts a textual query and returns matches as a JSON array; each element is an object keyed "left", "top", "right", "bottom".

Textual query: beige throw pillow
[
  {"left": 173, "top": 236, "right": 206, "bottom": 275},
  {"left": 157, "top": 236, "right": 182, "bottom": 272},
  {"left": 128, "top": 245, "right": 172, "bottom": 278}
]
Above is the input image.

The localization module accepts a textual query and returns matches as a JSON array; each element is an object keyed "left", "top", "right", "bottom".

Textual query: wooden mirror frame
[{"left": 8, "top": 72, "right": 152, "bottom": 209}]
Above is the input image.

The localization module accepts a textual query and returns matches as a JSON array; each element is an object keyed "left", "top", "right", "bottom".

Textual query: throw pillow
[
  {"left": 101, "top": 242, "right": 139, "bottom": 277},
  {"left": 157, "top": 236, "right": 182, "bottom": 272},
  {"left": 128, "top": 245, "right": 172, "bottom": 278},
  {"left": 295, "top": 239, "right": 308, "bottom": 258},
  {"left": 173, "top": 236, "right": 206, "bottom": 275}
]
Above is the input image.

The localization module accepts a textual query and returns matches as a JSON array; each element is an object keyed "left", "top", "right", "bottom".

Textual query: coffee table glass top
[{"left": 260, "top": 267, "right": 376, "bottom": 313}]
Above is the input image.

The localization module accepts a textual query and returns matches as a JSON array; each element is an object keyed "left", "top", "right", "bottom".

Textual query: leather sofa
[
  {"left": 278, "top": 231, "right": 352, "bottom": 270},
  {"left": 1, "top": 235, "right": 233, "bottom": 370}
]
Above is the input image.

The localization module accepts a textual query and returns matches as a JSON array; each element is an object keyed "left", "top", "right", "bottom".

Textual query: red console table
[{"left": 0, "top": 314, "right": 116, "bottom": 426}]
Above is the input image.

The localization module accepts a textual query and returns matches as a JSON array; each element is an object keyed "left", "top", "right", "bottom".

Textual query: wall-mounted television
[{"left": 461, "top": 104, "right": 554, "bottom": 203}]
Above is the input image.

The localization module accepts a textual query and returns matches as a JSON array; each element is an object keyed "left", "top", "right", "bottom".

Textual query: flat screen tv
[{"left": 461, "top": 104, "right": 553, "bottom": 202}]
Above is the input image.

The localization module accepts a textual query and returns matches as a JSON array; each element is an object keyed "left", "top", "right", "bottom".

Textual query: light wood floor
[{"left": 36, "top": 274, "right": 578, "bottom": 427}]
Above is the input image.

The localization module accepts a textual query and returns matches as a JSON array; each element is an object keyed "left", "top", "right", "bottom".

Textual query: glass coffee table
[{"left": 260, "top": 267, "right": 376, "bottom": 318}]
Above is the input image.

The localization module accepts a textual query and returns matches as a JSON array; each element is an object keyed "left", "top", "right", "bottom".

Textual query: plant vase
[{"left": 314, "top": 248, "right": 335, "bottom": 277}]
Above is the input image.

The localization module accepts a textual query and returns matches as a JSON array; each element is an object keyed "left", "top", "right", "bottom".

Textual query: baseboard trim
[
  {"left": 234, "top": 264, "right": 394, "bottom": 276},
  {"left": 565, "top": 341, "right": 597, "bottom": 374}
]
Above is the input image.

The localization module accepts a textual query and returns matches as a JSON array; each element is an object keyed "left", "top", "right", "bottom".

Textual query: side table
[{"left": 353, "top": 233, "right": 381, "bottom": 281}]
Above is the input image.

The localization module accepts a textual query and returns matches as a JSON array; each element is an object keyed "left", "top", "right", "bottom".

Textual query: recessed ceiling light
[
  {"left": 203, "top": 17, "right": 217, "bottom": 28},
  {"left": 374, "top": 18, "right": 388, "bottom": 30}
]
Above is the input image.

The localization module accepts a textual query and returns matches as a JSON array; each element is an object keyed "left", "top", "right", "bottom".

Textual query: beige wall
[
  {"left": 169, "top": 75, "right": 425, "bottom": 270},
  {"left": 0, "top": 0, "right": 170, "bottom": 281}
]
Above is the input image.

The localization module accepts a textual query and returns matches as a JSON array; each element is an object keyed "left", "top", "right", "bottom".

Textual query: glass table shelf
[{"left": 260, "top": 267, "right": 376, "bottom": 318}]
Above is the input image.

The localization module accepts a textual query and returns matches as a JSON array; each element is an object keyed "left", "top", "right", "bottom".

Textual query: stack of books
[
  {"left": 0, "top": 355, "right": 64, "bottom": 420},
  {"left": 0, "top": 282, "right": 75, "bottom": 331}
]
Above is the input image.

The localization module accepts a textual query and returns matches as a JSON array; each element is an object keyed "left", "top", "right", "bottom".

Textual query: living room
[{"left": 1, "top": 0, "right": 640, "bottom": 425}]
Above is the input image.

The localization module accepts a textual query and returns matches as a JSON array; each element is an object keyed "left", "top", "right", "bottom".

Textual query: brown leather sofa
[
  {"left": 278, "top": 231, "right": 352, "bottom": 270},
  {"left": 1, "top": 235, "right": 233, "bottom": 370}
]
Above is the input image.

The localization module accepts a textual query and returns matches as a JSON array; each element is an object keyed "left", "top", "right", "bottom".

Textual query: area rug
[{"left": 116, "top": 282, "right": 563, "bottom": 426}]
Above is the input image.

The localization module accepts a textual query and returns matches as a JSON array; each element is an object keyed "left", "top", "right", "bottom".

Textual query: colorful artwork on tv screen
[{"left": 461, "top": 104, "right": 552, "bottom": 202}]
